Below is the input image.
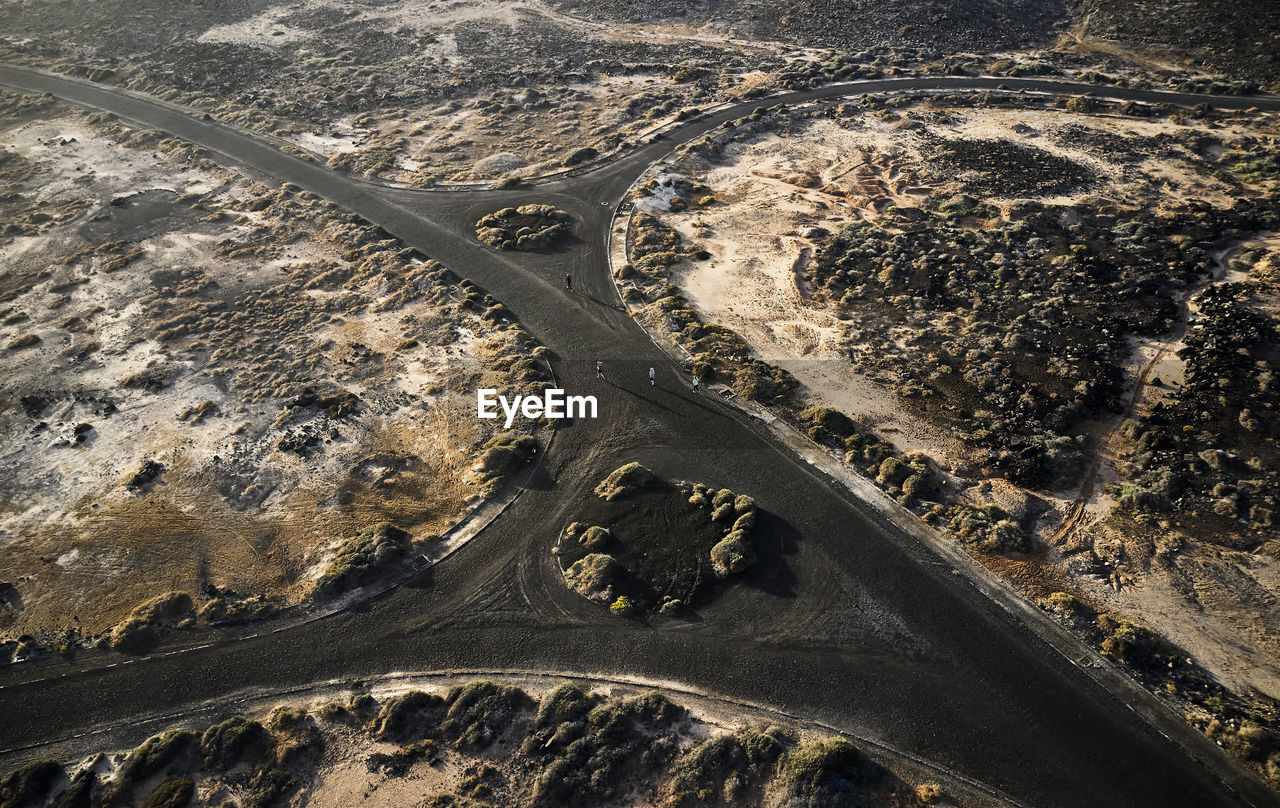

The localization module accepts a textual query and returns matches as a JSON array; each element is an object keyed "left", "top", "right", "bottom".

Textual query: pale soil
[
  {"left": 639, "top": 102, "right": 1280, "bottom": 699},
  {"left": 0, "top": 104, "right": 527, "bottom": 641},
  {"left": 178, "top": 0, "right": 820, "bottom": 185}
]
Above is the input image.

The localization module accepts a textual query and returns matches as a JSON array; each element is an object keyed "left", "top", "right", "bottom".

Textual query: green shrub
[
  {"left": 201, "top": 716, "right": 271, "bottom": 771},
  {"left": 562, "top": 146, "right": 599, "bottom": 166},
  {"left": 0, "top": 760, "right": 62, "bottom": 808},
  {"left": 877, "top": 457, "right": 909, "bottom": 485},
  {"left": 108, "top": 592, "right": 195, "bottom": 652},
  {"left": 141, "top": 778, "right": 193, "bottom": 808},
  {"left": 594, "top": 462, "right": 656, "bottom": 500},
  {"left": 103, "top": 730, "right": 197, "bottom": 808},
  {"left": 711, "top": 502, "right": 735, "bottom": 521},
  {"left": 663, "top": 726, "right": 787, "bottom": 807},
  {"left": 534, "top": 683, "right": 593, "bottom": 731},
  {"left": 800, "top": 407, "right": 858, "bottom": 441},
  {"left": 579, "top": 525, "right": 611, "bottom": 549},
  {"left": 780, "top": 737, "right": 876, "bottom": 797},
  {"left": 564, "top": 554, "right": 621, "bottom": 600},
  {"left": 710, "top": 530, "right": 755, "bottom": 575},
  {"left": 312, "top": 523, "right": 412, "bottom": 599},
  {"left": 733, "top": 494, "right": 755, "bottom": 513},
  {"left": 441, "top": 682, "right": 532, "bottom": 750},
  {"left": 711, "top": 489, "right": 734, "bottom": 508},
  {"left": 610, "top": 595, "right": 637, "bottom": 615},
  {"left": 731, "top": 361, "right": 797, "bottom": 403},
  {"left": 732, "top": 511, "right": 756, "bottom": 532},
  {"left": 373, "top": 691, "right": 445, "bottom": 743},
  {"left": 476, "top": 432, "right": 538, "bottom": 479}
]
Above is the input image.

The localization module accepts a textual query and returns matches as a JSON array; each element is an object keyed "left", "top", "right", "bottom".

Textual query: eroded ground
[
  {"left": 623, "top": 93, "right": 1280, "bottom": 785},
  {"left": 0, "top": 91, "right": 546, "bottom": 649}
]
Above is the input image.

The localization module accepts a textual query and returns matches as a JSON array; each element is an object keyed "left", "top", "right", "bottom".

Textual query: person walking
[
  {"left": 565, "top": 273, "right": 573, "bottom": 291},
  {"left": 692, "top": 375, "right": 700, "bottom": 394},
  {"left": 648, "top": 367, "right": 655, "bottom": 386},
  {"left": 596, "top": 360, "right": 605, "bottom": 379}
]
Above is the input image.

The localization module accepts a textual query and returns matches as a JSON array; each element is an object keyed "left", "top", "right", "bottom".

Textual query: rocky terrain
[
  {"left": 0, "top": 0, "right": 1270, "bottom": 194},
  {"left": 0, "top": 90, "right": 548, "bottom": 655},
  {"left": 622, "top": 90, "right": 1280, "bottom": 789}
]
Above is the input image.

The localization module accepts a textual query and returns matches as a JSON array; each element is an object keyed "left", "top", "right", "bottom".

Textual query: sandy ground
[
  {"left": 172, "top": 0, "right": 813, "bottom": 185},
  {"left": 0, "top": 104, "right": 530, "bottom": 641},
  {"left": 638, "top": 102, "right": 1280, "bottom": 700}
]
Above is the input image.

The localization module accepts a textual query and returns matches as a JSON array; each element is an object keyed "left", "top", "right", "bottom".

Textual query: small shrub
[
  {"left": 562, "top": 146, "right": 599, "bottom": 166},
  {"left": 311, "top": 523, "right": 412, "bottom": 599},
  {"left": 594, "top": 462, "right": 657, "bottom": 500},
  {"left": 141, "top": 778, "right": 193, "bottom": 808},
  {"left": 103, "top": 730, "right": 197, "bottom": 808},
  {"left": 475, "top": 432, "right": 538, "bottom": 479},
  {"left": 0, "top": 760, "right": 62, "bottom": 808},
  {"left": 201, "top": 716, "right": 270, "bottom": 771},
  {"left": 372, "top": 691, "right": 445, "bottom": 743},
  {"left": 610, "top": 595, "right": 637, "bottom": 615},
  {"left": 440, "top": 681, "right": 532, "bottom": 750},
  {"left": 534, "top": 683, "right": 593, "bottom": 731},
  {"left": 916, "top": 782, "right": 944, "bottom": 804},
  {"left": 710, "top": 530, "right": 755, "bottom": 575},
  {"left": 780, "top": 737, "right": 876, "bottom": 797},
  {"left": 108, "top": 592, "right": 195, "bottom": 652},
  {"left": 579, "top": 525, "right": 611, "bottom": 549}
]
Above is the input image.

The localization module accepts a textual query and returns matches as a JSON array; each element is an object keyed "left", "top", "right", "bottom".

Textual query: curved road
[{"left": 2, "top": 65, "right": 1279, "bottom": 808}]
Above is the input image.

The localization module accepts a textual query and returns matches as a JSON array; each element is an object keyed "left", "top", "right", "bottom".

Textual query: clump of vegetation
[
  {"left": 439, "top": 681, "right": 533, "bottom": 751},
  {"left": 778, "top": 737, "right": 881, "bottom": 802},
  {"left": 372, "top": 691, "right": 446, "bottom": 743},
  {"left": 663, "top": 725, "right": 788, "bottom": 807},
  {"left": 928, "top": 502, "right": 1029, "bottom": 553},
  {"left": 101, "top": 730, "right": 198, "bottom": 808},
  {"left": 0, "top": 760, "right": 63, "bottom": 808},
  {"left": 710, "top": 530, "right": 755, "bottom": 575},
  {"left": 327, "top": 145, "right": 399, "bottom": 176},
  {"left": 475, "top": 204, "right": 573, "bottom": 250},
  {"left": 524, "top": 687, "right": 684, "bottom": 807},
  {"left": 140, "top": 778, "right": 194, "bottom": 808},
  {"left": 1118, "top": 280, "right": 1279, "bottom": 545},
  {"left": 1097, "top": 616, "right": 1177, "bottom": 670},
  {"left": 201, "top": 716, "right": 271, "bottom": 771},
  {"left": 367, "top": 739, "right": 437, "bottom": 776},
  {"left": 108, "top": 591, "right": 195, "bottom": 652},
  {"left": 563, "top": 553, "right": 621, "bottom": 602},
  {"left": 565, "top": 522, "right": 611, "bottom": 549},
  {"left": 562, "top": 473, "right": 764, "bottom": 614},
  {"left": 594, "top": 462, "right": 656, "bottom": 500},
  {"left": 125, "top": 458, "right": 165, "bottom": 491},
  {"left": 932, "top": 138, "right": 1094, "bottom": 196},
  {"left": 311, "top": 523, "right": 413, "bottom": 600},
  {"left": 474, "top": 432, "right": 538, "bottom": 480}
]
